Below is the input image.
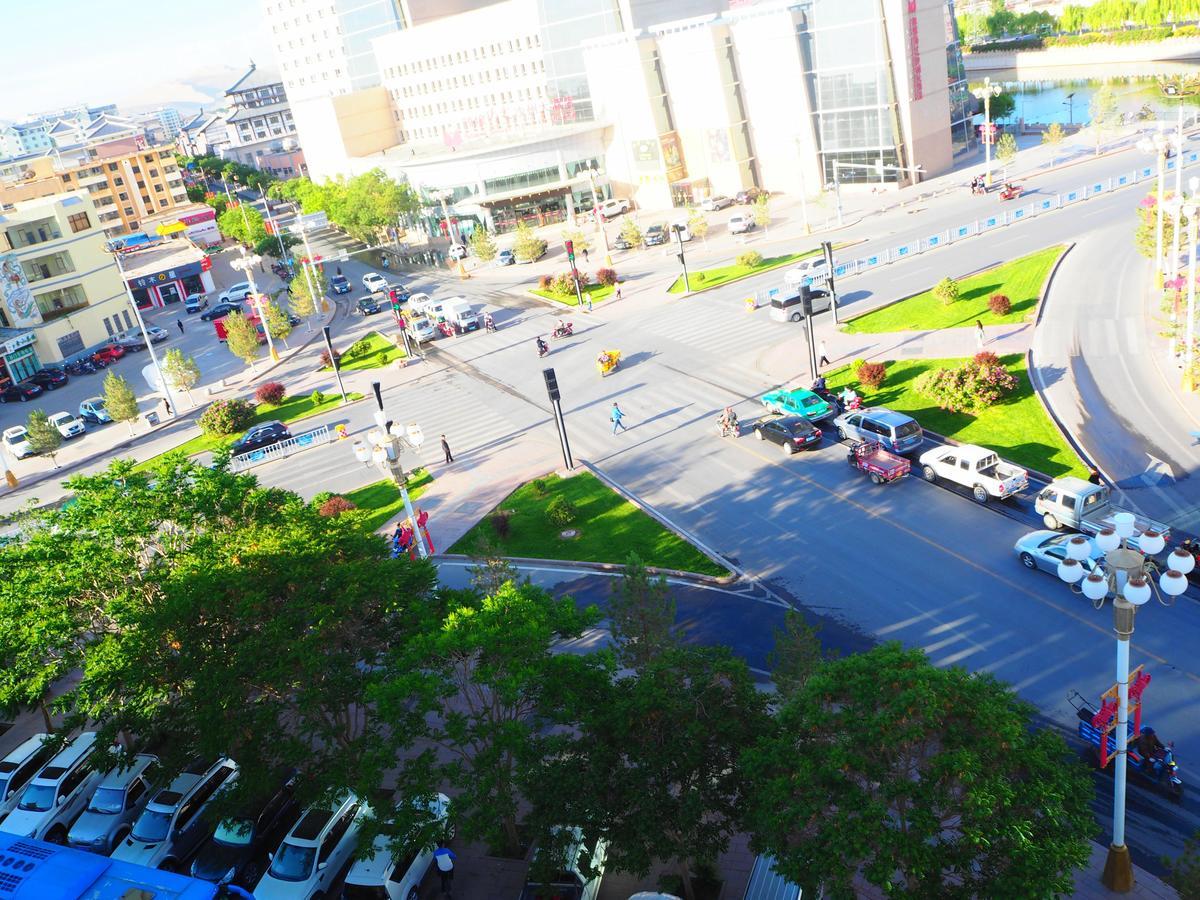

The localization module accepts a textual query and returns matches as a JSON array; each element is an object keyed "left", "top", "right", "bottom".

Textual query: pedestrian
[
  {"left": 975, "top": 320, "right": 986, "bottom": 349},
  {"left": 176, "top": 318, "right": 185, "bottom": 334},
  {"left": 615, "top": 286, "right": 623, "bottom": 301},
  {"left": 818, "top": 339, "right": 830, "bottom": 368},
  {"left": 441, "top": 433, "right": 454, "bottom": 464},
  {"left": 160, "top": 397, "right": 172, "bottom": 417},
  {"left": 585, "top": 295, "right": 593, "bottom": 313},
  {"left": 433, "top": 842, "right": 456, "bottom": 897},
  {"left": 610, "top": 402, "right": 627, "bottom": 434},
  {"left": 583, "top": 247, "right": 589, "bottom": 262},
  {"left": 1088, "top": 467, "right": 1102, "bottom": 485}
]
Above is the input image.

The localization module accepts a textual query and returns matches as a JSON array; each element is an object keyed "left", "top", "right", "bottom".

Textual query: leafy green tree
[
  {"left": 162, "top": 348, "right": 201, "bottom": 406},
  {"left": 102, "top": 371, "right": 139, "bottom": 434},
  {"left": 619, "top": 217, "right": 644, "bottom": 249},
  {"left": 742, "top": 643, "right": 1095, "bottom": 900},
  {"left": 262, "top": 298, "right": 294, "bottom": 347},
  {"left": 288, "top": 260, "right": 326, "bottom": 320},
  {"left": 1042, "top": 121, "right": 1066, "bottom": 146},
  {"left": 996, "top": 131, "right": 1019, "bottom": 170},
  {"left": 223, "top": 312, "right": 262, "bottom": 369},
  {"left": 766, "top": 610, "right": 826, "bottom": 703},
  {"left": 752, "top": 193, "right": 771, "bottom": 230},
  {"left": 255, "top": 231, "right": 299, "bottom": 261},
  {"left": 1089, "top": 84, "right": 1120, "bottom": 154},
  {"left": 933, "top": 276, "right": 960, "bottom": 306},
  {"left": 560, "top": 227, "right": 591, "bottom": 254},
  {"left": 216, "top": 203, "right": 268, "bottom": 245},
  {"left": 608, "top": 553, "right": 676, "bottom": 670},
  {"left": 185, "top": 184, "right": 207, "bottom": 203},
  {"left": 513, "top": 221, "right": 548, "bottom": 263},
  {"left": 468, "top": 226, "right": 498, "bottom": 262},
  {"left": 1168, "top": 829, "right": 1200, "bottom": 897},
  {"left": 24, "top": 409, "right": 61, "bottom": 466},
  {"left": 989, "top": 92, "right": 1016, "bottom": 121},
  {"left": 686, "top": 207, "right": 709, "bottom": 241}
]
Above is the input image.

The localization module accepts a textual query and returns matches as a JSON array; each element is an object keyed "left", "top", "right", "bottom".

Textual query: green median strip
[
  {"left": 324, "top": 332, "right": 405, "bottom": 371},
  {"left": 530, "top": 283, "right": 615, "bottom": 306},
  {"left": 328, "top": 472, "right": 433, "bottom": 533},
  {"left": 667, "top": 247, "right": 825, "bottom": 294}
]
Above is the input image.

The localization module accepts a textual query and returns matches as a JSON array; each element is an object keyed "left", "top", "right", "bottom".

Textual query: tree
[
  {"left": 469, "top": 226, "right": 498, "bottom": 262},
  {"left": 1168, "top": 830, "right": 1200, "bottom": 897},
  {"left": 608, "top": 553, "right": 676, "bottom": 670},
  {"left": 223, "top": 312, "right": 262, "bottom": 369},
  {"left": 619, "top": 217, "right": 644, "bottom": 250},
  {"left": 102, "top": 371, "right": 139, "bottom": 435},
  {"left": 262, "top": 298, "right": 294, "bottom": 348},
  {"left": 162, "top": 348, "right": 201, "bottom": 406},
  {"left": 752, "top": 193, "right": 771, "bottom": 230},
  {"left": 766, "top": 610, "right": 826, "bottom": 703},
  {"left": 289, "top": 260, "right": 326, "bottom": 320},
  {"left": 1089, "top": 84, "right": 1120, "bottom": 155},
  {"left": 686, "top": 207, "right": 709, "bottom": 242},
  {"left": 996, "top": 131, "right": 1019, "bottom": 170},
  {"left": 185, "top": 184, "right": 207, "bottom": 203},
  {"left": 255, "top": 231, "right": 298, "bottom": 261},
  {"left": 560, "top": 227, "right": 591, "bottom": 254},
  {"left": 512, "top": 221, "right": 548, "bottom": 264},
  {"left": 216, "top": 203, "right": 267, "bottom": 245},
  {"left": 1042, "top": 121, "right": 1066, "bottom": 146},
  {"left": 742, "top": 643, "right": 1095, "bottom": 900},
  {"left": 24, "top": 409, "right": 61, "bottom": 467}
]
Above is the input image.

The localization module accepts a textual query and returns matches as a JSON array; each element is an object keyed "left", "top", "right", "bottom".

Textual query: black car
[
  {"left": 287, "top": 313, "right": 302, "bottom": 327},
  {"left": 613, "top": 235, "right": 633, "bottom": 250},
  {"left": 0, "top": 382, "right": 44, "bottom": 403},
  {"left": 27, "top": 368, "right": 68, "bottom": 390},
  {"left": 736, "top": 187, "right": 768, "bottom": 205},
  {"left": 356, "top": 296, "right": 382, "bottom": 316},
  {"left": 644, "top": 224, "right": 667, "bottom": 246},
  {"left": 330, "top": 275, "right": 351, "bottom": 295},
  {"left": 190, "top": 772, "right": 300, "bottom": 887},
  {"left": 230, "top": 421, "right": 291, "bottom": 456},
  {"left": 200, "top": 302, "right": 243, "bottom": 321},
  {"left": 753, "top": 415, "right": 821, "bottom": 454}
]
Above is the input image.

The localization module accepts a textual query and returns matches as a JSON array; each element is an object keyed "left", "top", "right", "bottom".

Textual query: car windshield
[
  {"left": 269, "top": 841, "right": 316, "bottom": 881},
  {"left": 91, "top": 401, "right": 106, "bottom": 410},
  {"left": 18, "top": 783, "right": 55, "bottom": 812},
  {"left": 132, "top": 808, "right": 172, "bottom": 842},
  {"left": 213, "top": 817, "right": 254, "bottom": 846},
  {"left": 802, "top": 395, "right": 823, "bottom": 408},
  {"left": 895, "top": 421, "right": 921, "bottom": 438},
  {"left": 87, "top": 786, "right": 126, "bottom": 814}
]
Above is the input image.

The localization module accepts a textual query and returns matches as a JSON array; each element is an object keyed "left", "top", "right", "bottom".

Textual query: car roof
[
  {"left": 97, "top": 753, "right": 157, "bottom": 789},
  {"left": 35, "top": 732, "right": 98, "bottom": 781},
  {"left": 862, "top": 407, "right": 916, "bottom": 426},
  {"left": 150, "top": 770, "right": 206, "bottom": 809},
  {"left": 0, "top": 734, "right": 51, "bottom": 770},
  {"left": 345, "top": 835, "right": 393, "bottom": 883},
  {"left": 1049, "top": 476, "right": 1094, "bottom": 491},
  {"left": 772, "top": 415, "right": 816, "bottom": 430},
  {"left": 82, "top": 397, "right": 103, "bottom": 405},
  {"left": 47, "top": 411, "right": 74, "bottom": 420},
  {"left": 3, "top": 426, "right": 27, "bottom": 437}
]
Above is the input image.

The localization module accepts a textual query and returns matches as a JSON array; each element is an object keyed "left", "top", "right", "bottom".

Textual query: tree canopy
[{"left": 269, "top": 169, "right": 421, "bottom": 245}]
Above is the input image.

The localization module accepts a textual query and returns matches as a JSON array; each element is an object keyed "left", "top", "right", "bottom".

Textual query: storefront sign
[
  {"left": 632, "top": 140, "right": 660, "bottom": 169},
  {"left": 660, "top": 132, "right": 687, "bottom": 185},
  {"left": 155, "top": 222, "right": 187, "bottom": 236},
  {"left": 178, "top": 209, "right": 215, "bottom": 226},
  {"left": 2, "top": 331, "right": 36, "bottom": 355},
  {"left": 0, "top": 254, "right": 40, "bottom": 327},
  {"left": 129, "top": 260, "right": 204, "bottom": 290},
  {"left": 907, "top": 0, "right": 923, "bottom": 100}
]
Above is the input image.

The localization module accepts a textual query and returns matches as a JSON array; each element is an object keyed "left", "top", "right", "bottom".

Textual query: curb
[{"left": 433, "top": 553, "right": 738, "bottom": 586}]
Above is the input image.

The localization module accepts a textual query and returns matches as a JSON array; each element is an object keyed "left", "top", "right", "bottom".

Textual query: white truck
[
  {"left": 1034, "top": 477, "right": 1171, "bottom": 550},
  {"left": 918, "top": 444, "right": 1029, "bottom": 504}
]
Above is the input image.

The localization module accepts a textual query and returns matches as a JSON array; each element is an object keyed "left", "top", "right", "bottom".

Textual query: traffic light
[
  {"left": 677, "top": 253, "right": 685, "bottom": 265},
  {"left": 543, "top": 367, "right": 561, "bottom": 401},
  {"left": 564, "top": 240, "right": 575, "bottom": 267}
]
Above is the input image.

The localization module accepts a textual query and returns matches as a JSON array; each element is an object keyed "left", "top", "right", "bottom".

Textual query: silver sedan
[{"left": 1014, "top": 530, "right": 1102, "bottom": 577}]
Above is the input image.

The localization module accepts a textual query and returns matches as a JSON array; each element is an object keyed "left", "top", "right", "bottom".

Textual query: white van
[
  {"left": 0, "top": 734, "right": 56, "bottom": 819},
  {"left": 441, "top": 299, "right": 479, "bottom": 333},
  {"left": 0, "top": 732, "right": 105, "bottom": 842},
  {"left": 408, "top": 292, "right": 437, "bottom": 316}
]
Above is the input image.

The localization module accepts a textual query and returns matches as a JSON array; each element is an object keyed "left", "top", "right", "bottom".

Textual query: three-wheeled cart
[{"left": 846, "top": 440, "right": 910, "bottom": 484}]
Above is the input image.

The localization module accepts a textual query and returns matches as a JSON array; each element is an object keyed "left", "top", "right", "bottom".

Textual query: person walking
[
  {"left": 975, "top": 320, "right": 986, "bottom": 349},
  {"left": 176, "top": 318, "right": 185, "bottom": 335},
  {"left": 583, "top": 247, "right": 590, "bottom": 262},
  {"left": 433, "top": 842, "right": 456, "bottom": 897},
  {"left": 615, "top": 286, "right": 623, "bottom": 301},
  {"left": 584, "top": 295, "right": 593, "bottom": 313},
  {"left": 818, "top": 339, "right": 830, "bottom": 368},
  {"left": 441, "top": 434, "right": 454, "bottom": 464},
  {"left": 610, "top": 402, "right": 627, "bottom": 434}
]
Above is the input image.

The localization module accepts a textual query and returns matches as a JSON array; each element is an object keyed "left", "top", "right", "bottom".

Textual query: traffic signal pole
[
  {"left": 673, "top": 225, "right": 690, "bottom": 293},
  {"left": 565, "top": 240, "right": 585, "bottom": 308}
]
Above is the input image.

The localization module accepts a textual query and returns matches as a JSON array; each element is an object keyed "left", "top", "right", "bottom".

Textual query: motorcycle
[
  {"left": 551, "top": 322, "right": 574, "bottom": 339},
  {"left": 999, "top": 184, "right": 1023, "bottom": 202},
  {"left": 536, "top": 340, "right": 550, "bottom": 358},
  {"left": 717, "top": 417, "right": 740, "bottom": 438},
  {"left": 89, "top": 353, "right": 109, "bottom": 369},
  {"left": 65, "top": 358, "right": 96, "bottom": 376}
]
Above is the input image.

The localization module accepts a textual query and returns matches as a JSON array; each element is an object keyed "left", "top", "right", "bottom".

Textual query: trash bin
[{"left": 146, "top": 412, "right": 160, "bottom": 426}]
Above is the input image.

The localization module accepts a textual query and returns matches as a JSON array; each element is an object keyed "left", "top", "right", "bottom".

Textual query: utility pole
[
  {"left": 822, "top": 240, "right": 840, "bottom": 325},
  {"left": 673, "top": 224, "right": 690, "bottom": 293},
  {"left": 564, "top": 240, "right": 585, "bottom": 307},
  {"left": 542, "top": 368, "right": 574, "bottom": 471},
  {"left": 322, "top": 326, "right": 348, "bottom": 403}
]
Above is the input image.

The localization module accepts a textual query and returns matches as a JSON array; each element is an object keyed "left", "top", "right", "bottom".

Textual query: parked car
[
  {"left": 112, "top": 757, "right": 239, "bottom": 870},
  {"left": 728, "top": 214, "right": 754, "bottom": 235},
  {"left": 27, "top": 367, "right": 68, "bottom": 390},
  {"left": 200, "top": 302, "right": 243, "bottom": 321},
  {"left": 254, "top": 791, "right": 370, "bottom": 899},
  {"left": 362, "top": 272, "right": 388, "bottom": 292},
  {"left": 357, "top": 296, "right": 382, "bottom": 316},
  {"left": 185, "top": 293, "right": 210, "bottom": 313},
  {"left": 736, "top": 187, "right": 767, "bottom": 204},
  {"left": 497, "top": 249, "right": 516, "bottom": 266},
  {"left": 114, "top": 332, "right": 147, "bottom": 352},
  {"left": 330, "top": 275, "right": 351, "bottom": 295},
  {"left": 1, "top": 426, "right": 32, "bottom": 459},
  {"left": 93, "top": 344, "right": 127, "bottom": 363},
  {"left": 48, "top": 411, "right": 86, "bottom": 439},
  {"left": 613, "top": 235, "right": 634, "bottom": 251},
  {"left": 341, "top": 792, "right": 451, "bottom": 900},
  {"left": 753, "top": 415, "right": 822, "bottom": 454},
  {"left": 0, "top": 382, "right": 43, "bottom": 403},
  {"left": 599, "top": 198, "right": 630, "bottom": 219},
  {"left": 79, "top": 397, "right": 111, "bottom": 425},
  {"left": 645, "top": 224, "right": 667, "bottom": 246},
  {"left": 519, "top": 826, "right": 607, "bottom": 900},
  {"left": 760, "top": 388, "right": 835, "bottom": 423},
  {"left": 767, "top": 288, "right": 831, "bottom": 323},
  {"left": 231, "top": 421, "right": 291, "bottom": 456},
  {"left": 1033, "top": 477, "right": 1170, "bottom": 548},
  {"left": 918, "top": 444, "right": 1029, "bottom": 504},
  {"left": 0, "top": 734, "right": 55, "bottom": 820},
  {"left": 1015, "top": 530, "right": 1104, "bottom": 577},
  {"left": 66, "top": 753, "right": 159, "bottom": 855},
  {"left": 833, "top": 407, "right": 924, "bottom": 456},
  {"left": 145, "top": 325, "right": 170, "bottom": 343},
  {"left": 190, "top": 769, "right": 300, "bottom": 887},
  {"left": 448, "top": 243, "right": 469, "bottom": 260},
  {"left": 0, "top": 732, "right": 106, "bottom": 842},
  {"left": 670, "top": 223, "right": 692, "bottom": 242},
  {"left": 700, "top": 195, "right": 733, "bottom": 211},
  {"left": 784, "top": 257, "right": 831, "bottom": 291},
  {"left": 218, "top": 282, "right": 253, "bottom": 304}
]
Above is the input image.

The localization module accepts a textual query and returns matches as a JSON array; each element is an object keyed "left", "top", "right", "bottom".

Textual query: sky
[{"left": 0, "top": 0, "right": 269, "bottom": 121}]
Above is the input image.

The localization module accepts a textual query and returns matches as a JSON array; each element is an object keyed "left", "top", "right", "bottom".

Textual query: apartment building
[{"left": 221, "top": 63, "right": 303, "bottom": 169}]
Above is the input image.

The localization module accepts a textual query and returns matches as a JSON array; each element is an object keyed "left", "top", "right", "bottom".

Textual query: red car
[{"left": 92, "top": 344, "right": 127, "bottom": 363}]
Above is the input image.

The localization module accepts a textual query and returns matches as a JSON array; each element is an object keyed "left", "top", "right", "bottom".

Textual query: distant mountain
[{"left": 117, "top": 61, "right": 251, "bottom": 118}]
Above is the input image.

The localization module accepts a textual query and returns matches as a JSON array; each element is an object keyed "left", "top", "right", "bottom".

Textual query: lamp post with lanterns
[
  {"left": 1137, "top": 127, "right": 1169, "bottom": 282},
  {"left": 972, "top": 77, "right": 1003, "bottom": 187},
  {"left": 229, "top": 252, "right": 280, "bottom": 363}
]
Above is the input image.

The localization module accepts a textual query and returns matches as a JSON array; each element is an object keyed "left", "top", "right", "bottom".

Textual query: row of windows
[
  {"left": 399, "top": 103, "right": 563, "bottom": 142},
  {"left": 395, "top": 61, "right": 544, "bottom": 97},
  {"left": 384, "top": 36, "right": 540, "bottom": 80},
  {"left": 397, "top": 85, "right": 545, "bottom": 120},
  {"left": 286, "top": 68, "right": 343, "bottom": 89}
]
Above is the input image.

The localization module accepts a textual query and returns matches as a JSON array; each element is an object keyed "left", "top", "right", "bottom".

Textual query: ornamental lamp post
[
  {"left": 585, "top": 162, "right": 613, "bottom": 268},
  {"left": 972, "top": 77, "right": 1003, "bottom": 187},
  {"left": 229, "top": 252, "right": 280, "bottom": 363},
  {"left": 1185, "top": 198, "right": 1198, "bottom": 389},
  {"left": 1055, "top": 514, "right": 1188, "bottom": 891}
]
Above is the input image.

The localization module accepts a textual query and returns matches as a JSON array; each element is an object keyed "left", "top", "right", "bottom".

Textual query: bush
[
  {"left": 310, "top": 389, "right": 326, "bottom": 406},
  {"left": 546, "top": 495, "right": 578, "bottom": 527},
  {"left": 255, "top": 381, "right": 286, "bottom": 405},
  {"left": 312, "top": 491, "right": 335, "bottom": 507},
  {"left": 973, "top": 350, "right": 1001, "bottom": 369},
  {"left": 933, "top": 277, "right": 960, "bottom": 306},
  {"left": 538, "top": 274, "right": 553, "bottom": 290},
  {"left": 576, "top": 270, "right": 592, "bottom": 287},
  {"left": 856, "top": 361, "right": 888, "bottom": 389},
  {"left": 595, "top": 267, "right": 618, "bottom": 286},
  {"left": 915, "top": 356, "right": 1019, "bottom": 413},
  {"left": 318, "top": 495, "right": 357, "bottom": 517},
  {"left": 550, "top": 272, "right": 576, "bottom": 297},
  {"left": 736, "top": 250, "right": 763, "bottom": 268},
  {"left": 319, "top": 349, "right": 341, "bottom": 369},
  {"left": 490, "top": 510, "right": 511, "bottom": 538},
  {"left": 693, "top": 272, "right": 706, "bottom": 283},
  {"left": 988, "top": 293, "right": 1012, "bottom": 315},
  {"left": 531, "top": 477, "right": 550, "bottom": 497},
  {"left": 198, "top": 398, "right": 255, "bottom": 436}
]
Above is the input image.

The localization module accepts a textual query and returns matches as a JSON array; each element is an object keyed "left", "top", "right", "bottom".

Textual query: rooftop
[
  {"left": 117, "top": 240, "right": 207, "bottom": 280},
  {"left": 227, "top": 62, "right": 283, "bottom": 96}
]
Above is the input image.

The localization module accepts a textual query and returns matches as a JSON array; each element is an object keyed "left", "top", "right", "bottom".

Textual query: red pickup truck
[{"left": 213, "top": 312, "right": 266, "bottom": 344}]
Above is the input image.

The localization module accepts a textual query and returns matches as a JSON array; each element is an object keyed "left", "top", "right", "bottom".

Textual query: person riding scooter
[
  {"left": 718, "top": 406, "right": 739, "bottom": 437},
  {"left": 1136, "top": 726, "right": 1166, "bottom": 768},
  {"left": 484, "top": 313, "right": 496, "bottom": 333},
  {"left": 811, "top": 374, "right": 828, "bottom": 394},
  {"left": 536, "top": 336, "right": 549, "bottom": 357},
  {"left": 840, "top": 386, "right": 860, "bottom": 408}
]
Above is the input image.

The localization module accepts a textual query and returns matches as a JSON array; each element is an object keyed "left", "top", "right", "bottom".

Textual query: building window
[
  {"left": 35, "top": 284, "right": 88, "bottom": 320},
  {"left": 159, "top": 199, "right": 168, "bottom": 207},
  {"left": 149, "top": 169, "right": 158, "bottom": 177},
  {"left": 67, "top": 212, "right": 90, "bottom": 233},
  {"left": 118, "top": 192, "right": 128, "bottom": 200},
  {"left": 124, "top": 207, "right": 134, "bottom": 215},
  {"left": 154, "top": 184, "right": 164, "bottom": 192},
  {"left": 108, "top": 163, "right": 118, "bottom": 171},
  {"left": 114, "top": 177, "right": 123, "bottom": 186}
]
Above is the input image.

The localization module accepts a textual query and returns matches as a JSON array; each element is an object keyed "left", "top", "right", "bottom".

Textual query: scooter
[
  {"left": 65, "top": 358, "right": 96, "bottom": 376},
  {"left": 536, "top": 340, "right": 550, "bottom": 358},
  {"left": 551, "top": 322, "right": 574, "bottom": 339},
  {"left": 89, "top": 353, "right": 109, "bottom": 369},
  {"left": 717, "top": 417, "right": 740, "bottom": 438}
]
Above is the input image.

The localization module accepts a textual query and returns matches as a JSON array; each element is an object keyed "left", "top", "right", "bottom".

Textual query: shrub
[
  {"left": 933, "top": 277, "right": 960, "bottom": 306},
  {"left": 538, "top": 274, "right": 553, "bottom": 290},
  {"left": 595, "top": 267, "right": 618, "bottom": 286},
  {"left": 576, "top": 269, "right": 592, "bottom": 287},
  {"left": 531, "top": 477, "right": 550, "bottom": 497},
  {"left": 198, "top": 398, "right": 255, "bottom": 436},
  {"left": 312, "top": 491, "right": 335, "bottom": 507},
  {"left": 550, "top": 272, "right": 576, "bottom": 297},
  {"left": 319, "top": 349, "right": 341, "bottom": 369},
  {"left": 736, "top": 250, "right": 763, "bottom": 268},
  {"left": 988, "top": 293, "right": 1012, "bottom": 315},
  {"left": 318, "top": 495, "right": 357, "bottom": 517},
  {"left": 856, "top": 361, "right": 888, "bottom": 389},
  {"left": 693, "top": 272, "right": 706, "bottom": 283},
  {"left": 851, "top": 359, "right": 867, "bottom": 377},
  {"left": 546, "top": 495, "right": 578, "bottom": 527},
  {"left": 310, "top": 389, "right": 326, "bottom": 406},
  {"left": 973, "top": 350, "right": 1002, "bottom": 369},
  {"left": 915, "top": 356, "right": 1019, "bottom": 413},
  {"left": 490, "top": 510, "right": 511, "bottom": 538},
  {"left": 255, "top": 381, "right": 286, "bottom": 405}
]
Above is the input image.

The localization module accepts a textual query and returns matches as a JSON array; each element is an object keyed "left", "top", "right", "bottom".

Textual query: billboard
[{"left": 0, "top": 254, "right": 41, "bottom": 327}]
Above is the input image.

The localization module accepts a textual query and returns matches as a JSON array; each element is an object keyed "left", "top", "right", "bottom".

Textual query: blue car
[
  {"left": 330, "top": 275, "right": 351, "bottom": 294},
  {"left": 497, "top": 249, "right": 515, "bottom": 266}
]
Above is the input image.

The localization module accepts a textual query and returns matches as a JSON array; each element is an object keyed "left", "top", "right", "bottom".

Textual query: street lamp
[
  {"left": 1055, "top": 516, "right": 1188, "bottom": 891},
  {"left": 1185, "top": 199, "right": 1198, "bottom": 389},
  {"left": 1064, "top": 92, "right": 1076, "bottom": 126},
  {"left": 1164, "top": 195, "right": 1184, "bottom": 283},
  {"left": 584, "top": 162, "right": 613, "bottom": 267},
  {"left": 108, "top": 252, "right": 180, "bottom": 418},
  {"left": 288, "top": 216, "right": 330, "bottom": 315},
  {"left": 972, "top": 77, "right": 1003, "bottom": 187},
  {"left": 229, "top": 252, "right": 280, "bottom": 363},
  {"left": 1137, "top": 128, "right": 1169, "bottom": 281}
]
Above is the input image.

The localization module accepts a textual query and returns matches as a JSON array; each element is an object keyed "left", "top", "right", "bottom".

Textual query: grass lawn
[
  {"left": 843, "top": 245, "right": 1065, "bottom": 334},
  {"left": 827, "top": 354, "right": 1087, "bottom": 478},
  {"left": 530, "top": 282, "right": 615, "bottom": 307},
  {"left": 337, "top": 471, "right": 432, "bottom": 533},
  {"left": 667, "top": 248, "right": 821, "bottom": 294},
  {"left": 334, "top": 332, "right": 405, "bottom": 371},
  {"left": 449, "top": 471, "right": 729, "bottom": 577}
]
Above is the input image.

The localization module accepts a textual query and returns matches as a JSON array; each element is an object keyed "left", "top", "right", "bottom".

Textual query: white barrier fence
[{"left": 228, "top": 424, "right": 333, "bottom": 473}]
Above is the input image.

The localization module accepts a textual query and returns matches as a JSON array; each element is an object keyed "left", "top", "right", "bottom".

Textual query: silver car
[
  {"left": 1014, "top": 530, "right": 1103, "bottom": 577},
  {"left": 67, "top": 753, "right": 158, "bottom": 854}
]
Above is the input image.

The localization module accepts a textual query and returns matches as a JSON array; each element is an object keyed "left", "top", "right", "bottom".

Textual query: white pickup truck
[{"left": 918, "top": 444, "right": 1029, "bottom": 504}]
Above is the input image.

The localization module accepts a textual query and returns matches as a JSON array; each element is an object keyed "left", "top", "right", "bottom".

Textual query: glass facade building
[
  {"left": 336, "top": 0, "right": 409, "bottom": 91},
  {"left": 943, "top": 0, "right": 976, "bottom": 156},
  {"left": 537, "top": 0, "right": 626, "bottom": 123}
]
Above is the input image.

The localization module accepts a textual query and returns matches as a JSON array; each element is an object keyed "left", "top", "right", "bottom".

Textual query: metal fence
[{"left": 228, "top": 424, "right": 333, "bottom": 473}]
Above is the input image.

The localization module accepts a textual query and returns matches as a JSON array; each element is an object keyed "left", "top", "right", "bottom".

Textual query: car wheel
[
  {"left": 790, "top": 312, "right": 802, "bottom": 323},
  {"left": 922, "top": 465, "right": 937, "bottom": 483},
  {"left": 972, "top": 484, "right": 989, "bottom": 504},
  {"left": 836, "top": 427, "right": 847, "bottom": 441},
  {"left": 783, "top": 440, "right": 796, "bottom": 455},
  {"left": 45, "top": 827, "right": 67, "bottom": 844},
  {"left": 754, "top": 427, "right": 765, "bottom": 441},
  {"left": 1019, "top": 552, "right": 1037, "bottom": 570},
  {"left": 20, "top": 394, "right": 29, "bottom": 402},
  {"left": 112, "top": 826, "right": 129, "bottom": 851},
  {"left": 870, "top": 473, "right": 884, "bottom": 485},
  {"left": 1043, "top": 513, "right": 1061, "bottom": 531},
  {"left": 407, "top": 889, "right": 420, "bottom": 900},
  {"left": 159, "top": 858, "right": 178, "bottom": 873}
]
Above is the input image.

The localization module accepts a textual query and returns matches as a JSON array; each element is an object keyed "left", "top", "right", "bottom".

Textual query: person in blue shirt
[{"left": 433, "top": 841, "right": 457, "bottom": 897}]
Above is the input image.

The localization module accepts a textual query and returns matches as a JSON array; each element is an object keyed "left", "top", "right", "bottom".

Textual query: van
[
  {"left": 442, "top": 299, "right": 479, "bottom": 333},
  {"left": 768, "top": 286, "right": 831, "bottom": 323},
  {"left": 341, "top": 792, "right": 450, "bottom": 899},
  {"left": 519, "top": 826, "right": 607, "bottom": 900},
  {"left": 408, "top": 293, "right": 437, "bottom": 316},
  {"left": 784, "top": 256, "right": 831, "bottom": 291},
  {"left": 0, "top": 732, "right": 105, "bottom": 842},
  {"left": 832, "top": 407, "right": 924, "bottom": 456},
  {"left": 67, "top": 753, "right": 158, "bottom": 854},
  {"left": 0, "top": 734, "right": 56, "bottom": 819}
]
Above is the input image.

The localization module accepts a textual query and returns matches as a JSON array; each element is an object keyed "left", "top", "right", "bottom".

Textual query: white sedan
[
  {"left": 48, "top": 411, "right": 85, "bottom": 439},
  {"left": 728, "top": 214, "right": 754, "bottom": 234},
  {"left": 362, "top": 272, "right": 388, "bottom": 292},
  {"left": 1014, "top": 530, "right": 1103, "bottom": 578}
]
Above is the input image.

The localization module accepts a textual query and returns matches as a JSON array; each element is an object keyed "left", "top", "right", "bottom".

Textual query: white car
[
  {"left": 599, "top": 198, "right": 630, "bottom": 219},
  {"left": 362, "top": 272, "right": 388, "bottom": 292},
  {"left": 342, "top": 793, "right": 450, "bottom": 899},
  {"left": 0, "top": 732, "right": 105, "bottom": 843},
  {"left": 520, "top": 827, "right": 607, "bottom": 900},
  {"left": 218, "top": 282, "right": 253, "bottom": 304},
  {"left": 448, "top": 243, "right": 468, "bottom": 260},
  {"left": 700, "top": 195, "right": 733, "bottom": 211},
  {"left": 1015, "top": 530, "right": 1103, "bottom": 578},
  {"left": 408, "top": 292, "right": 437, "bottom": 316},
  {"left": 784, "top": 257, "right": 830, "bottom": 291},
  {"left": 2, "top": 426, "right": 32, "bottom": 458},
  {"left": 48, "top": 411, "right": 85, "bottom": 439},
  {"left": 255, "top": 791, "right": 370, "bottom": 899},
  {"left": 728, "top": 214, "right": 754, "bottom": 234}
]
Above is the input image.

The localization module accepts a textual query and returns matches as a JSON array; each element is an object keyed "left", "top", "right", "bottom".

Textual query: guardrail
[{"left": 228, "top": 425, "right": 333, "bottom": 473}]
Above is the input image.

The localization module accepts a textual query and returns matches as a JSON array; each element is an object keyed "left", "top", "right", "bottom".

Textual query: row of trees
[
  {"left": 957, "top": 0, "right": 1197, "bottom": 42},
  {"left": 0, "top": 458, "right": 1099, "bottom": 898},
  {"left": 268, "top": 169, "right": 422, "bottom": 245}
]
